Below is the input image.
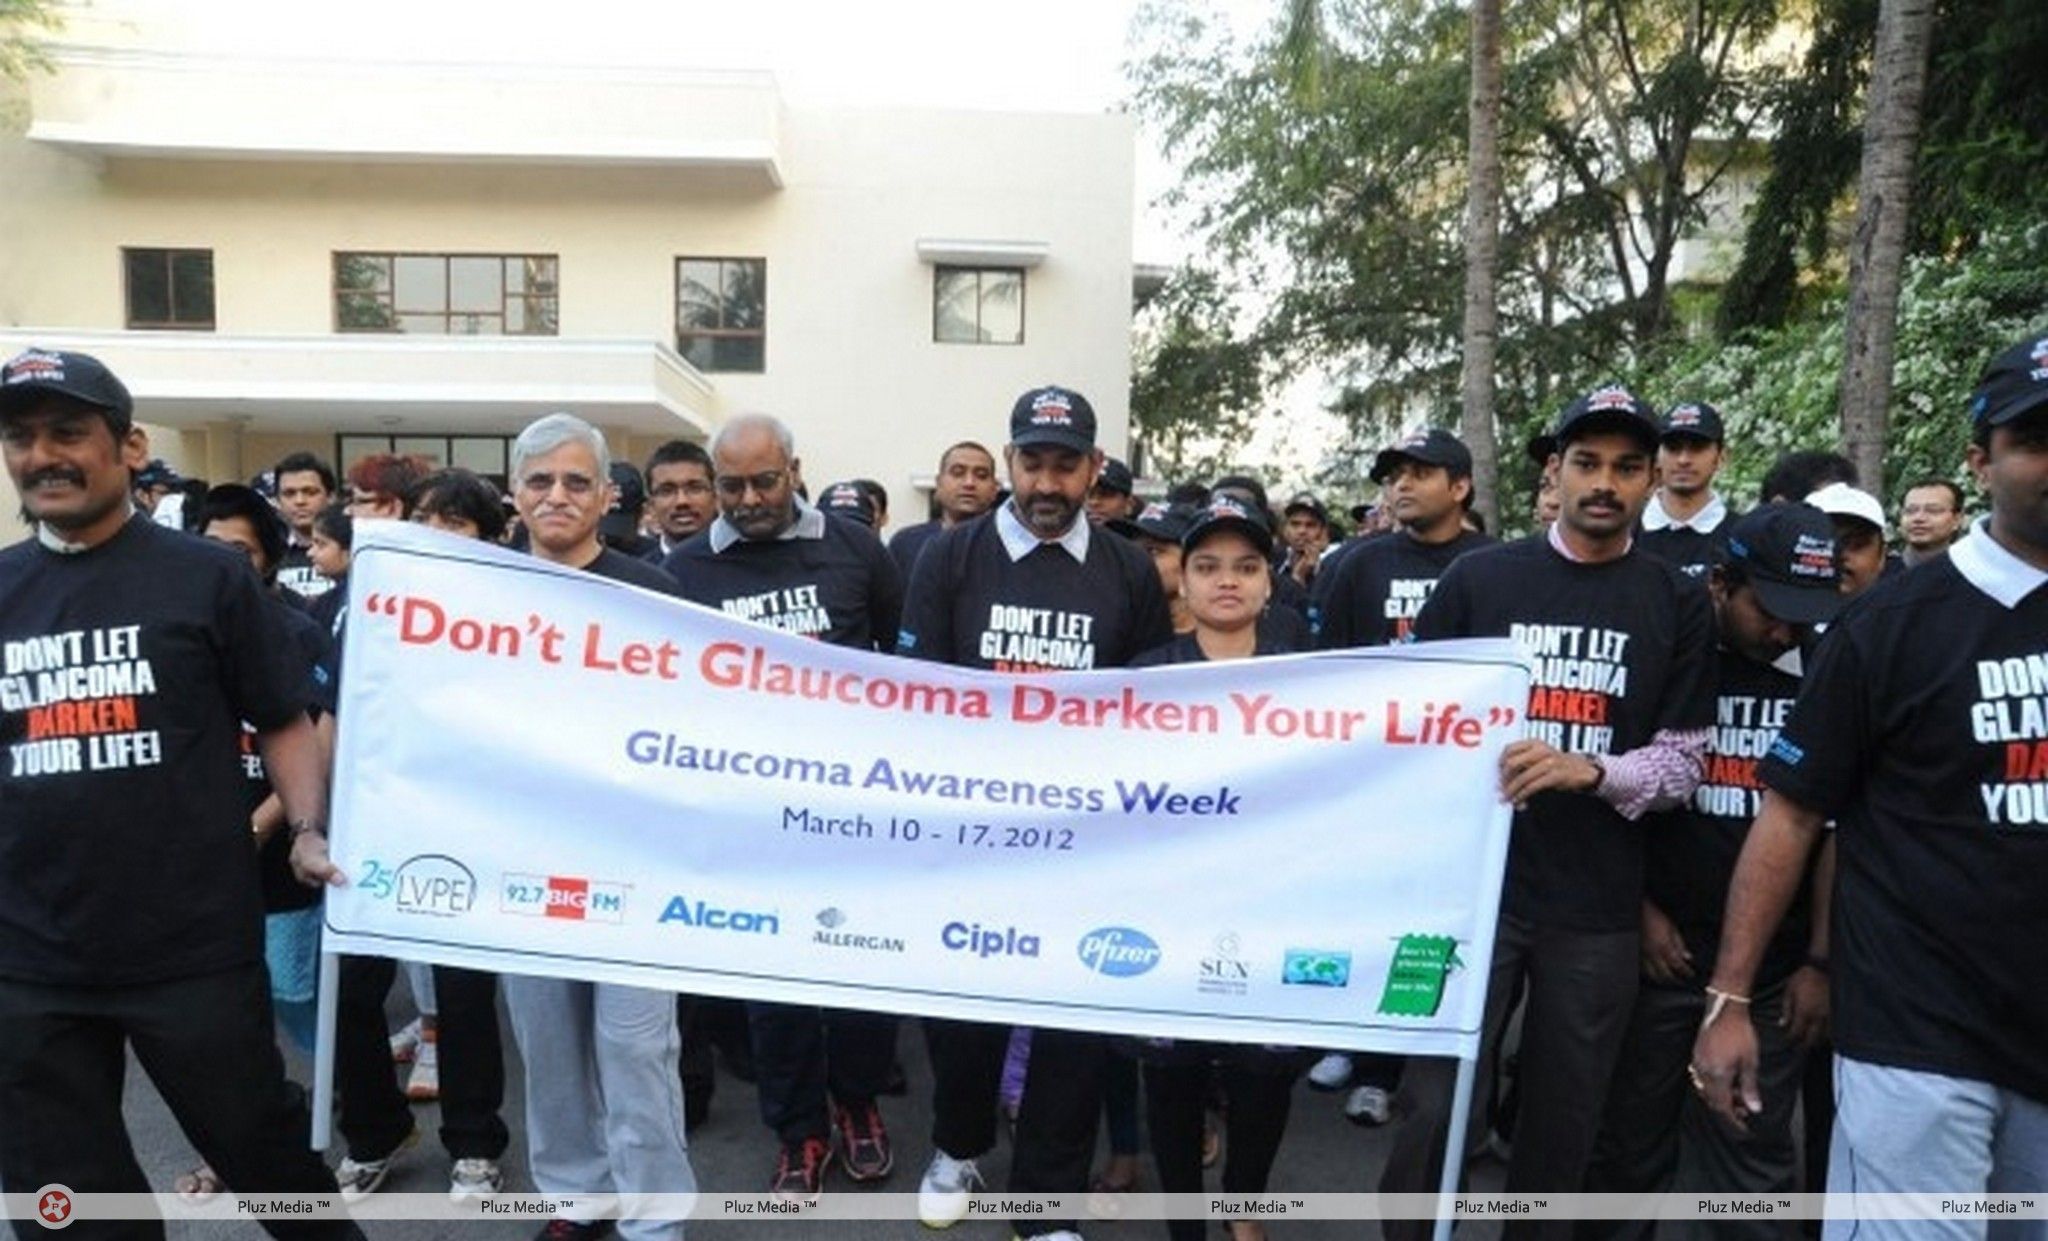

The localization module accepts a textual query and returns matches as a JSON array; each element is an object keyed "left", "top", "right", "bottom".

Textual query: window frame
[
  {"left": 932, "top": 264, "right": 1026, "bottom": 346},
  {"left": 122, "top": 246, "right": 216, "bottom": 331},
  {"left": 331, "top": 251, "right": 560, "bottom": 336},
  {"left": 673, "top": 256, "right": 767, "bottom": 373}
]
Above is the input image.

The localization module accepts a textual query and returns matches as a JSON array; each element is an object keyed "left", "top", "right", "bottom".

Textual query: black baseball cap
[
  {"left": 1372, "top": 428, "right": 1474, "bottom": 483},
  {"left": 1660, "top": 401, "right": 1725, "bottom": 444},
  {"left": 1547, "top": 384, "right": 1660, "bottom": 454},
  {"left": 0, "top": 348, "right": 135, "bottom": 431},
  {"left": 599, "top": 460, "right": 647, "bottom": 542},
  {"left": 1094, "top": 457, "right": 1134, "bottom": 495},
  {"left": 1968, "top": 333, "right": 2048, "bottom": 430},
  {"left": 1282, "top": 493, "right": 1330, "bottom": 524},
  {"left": 133, "top": 459, "right": 182, "bottom": 489},
  {"left": 1720, "top": 502, "right": 1844, "bottom": 626},
  {"left": 818, "top": 480, "right": 877, "bottom": 527},
  {"left": 1182, "top": 495, "right": 1274, "bottom": 558},
  {"left": 1009, "top": 386, "right": 1098, "bottom": 454},
  {"left": 1114, "top": 500, "right": 1193, "bottom": 545}
]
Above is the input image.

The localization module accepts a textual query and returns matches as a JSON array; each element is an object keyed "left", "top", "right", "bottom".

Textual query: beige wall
[{"left": 0, "top": 82, "right": 1137, "bottom": 545}]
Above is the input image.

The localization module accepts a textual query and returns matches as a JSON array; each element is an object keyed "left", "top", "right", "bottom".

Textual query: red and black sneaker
[
  {"left": 536, "top": 1219, "right": 614, "bottom": 1241},
  {"left": 770, "top": 1136, "right": 834, "bottom": 1205},
  {"left": 831, "top": 1099, "right": 895, "bottom": 1183}
]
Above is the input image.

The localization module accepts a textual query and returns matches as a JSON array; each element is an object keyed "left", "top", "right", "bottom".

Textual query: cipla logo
[
  {"left": 942, "top": 921, "right": 1040, "bottom": 958},
  {"left": 1078, "top": 927, "right": 1162, "bottom": 978}
]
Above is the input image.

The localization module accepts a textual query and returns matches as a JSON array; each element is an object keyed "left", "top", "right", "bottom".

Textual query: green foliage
[
  {"left": 0, "top": 0, "right": 59, "bottom": 83},
  {"left": 1129, "top": 269, "right": 1269, "bottom": 480},
  {"left": 1618, "top": 218, "right": 2048, "bottom": 506}
]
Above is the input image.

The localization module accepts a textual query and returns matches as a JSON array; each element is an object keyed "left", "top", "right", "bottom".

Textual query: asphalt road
[{"left": 113, "top": 988, "right": 1507, "bottom": 1240}]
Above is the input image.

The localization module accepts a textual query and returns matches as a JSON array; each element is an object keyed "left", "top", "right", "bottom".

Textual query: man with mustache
[
  {"left": 0, "top": 349, "right": 362, "bottom": 1240},
  {"left": 662, "top": 413, "right": 903, "bottom": 1205},
  {"left": 896, "top": 385, "right": 1172, "bottom": 1241},
  {"left": 1378, "top": 385, "right": 1717, "bottom": 1238}
]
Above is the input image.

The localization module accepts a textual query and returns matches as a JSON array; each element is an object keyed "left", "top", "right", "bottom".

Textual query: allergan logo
[{"left": 813, "top": 907, "right": 905, "bottom": 954}]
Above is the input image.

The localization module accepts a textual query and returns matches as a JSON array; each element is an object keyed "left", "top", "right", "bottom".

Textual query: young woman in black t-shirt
[{"left": 1131, "top": 503, "right": 1308, "bottom": 1241}]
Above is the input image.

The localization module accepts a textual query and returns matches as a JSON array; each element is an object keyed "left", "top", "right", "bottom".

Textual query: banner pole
[
  {"left": 1431, "top": 1052, "right": 1479, "bottom": 1241},
  {"left": 309, "top": 948, "right": 340, "bottom": 1149}
]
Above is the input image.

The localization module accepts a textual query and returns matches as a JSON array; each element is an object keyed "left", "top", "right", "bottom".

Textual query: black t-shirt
[
  {"left": 664, "top": 514, "right": 902, "bottom": 652},
  {"left": 1637, "top": 524, "right": 1729, "bottom": 581},
  {"left": 1131, "top": 627, "right": 1305, "bottom": 668},
  {"left": 1315, "top": 529, "right": 1496, "bottom": 649},
  {"left": 897, "top": 510, "right": 1173, "bottom": 671},
  {"left": 579, "top": 546, "right": 681, "bottom": 595},
  {"left": 1414, "top": 536, "right": 1716, "bottom": 930},
  {"left": 1644, "top": 647, "right": 1808, "bottom": 989},
  {"left": 250, "top": 599, "right": 336, "bottom": 914},
  {"left": 275, "top": 543, "right": 336, "bottom": 602},
  {"left": 0, "top": 517, "right": 313, "bottom": 986},
  {"left": 888, "top": 521, "right": 944, "bottom": 582},
  {"left": 1758, "top": 556, "right": 2048, "bottom": 1103}
]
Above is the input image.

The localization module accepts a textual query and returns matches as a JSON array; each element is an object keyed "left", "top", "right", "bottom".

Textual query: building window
[
  {"left": 675, "top": 257, "right": 765, "bottom": 372},
  {"left": 934, "top": 266, "right": 1024, "bottom": 345},
  {"left": 334, "top": 253, "right": 559, "bottom": 335},
  {"left": 123, "top": 248, "right": 215, "bottom": 330},
  {"left": 336, "top": 434, "right": 512, "bottom": 488}
]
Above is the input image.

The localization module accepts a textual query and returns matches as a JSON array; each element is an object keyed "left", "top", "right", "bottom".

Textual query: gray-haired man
[{"left": 500, "top": 413, "right": 693, "bottom": 1241}]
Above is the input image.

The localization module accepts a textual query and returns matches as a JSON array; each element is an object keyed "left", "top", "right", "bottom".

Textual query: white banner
[{"left": 324, "top": 523, "right": 1527, "bottom": 1058}]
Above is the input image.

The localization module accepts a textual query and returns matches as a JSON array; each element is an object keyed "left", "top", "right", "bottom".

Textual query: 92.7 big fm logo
[
  {"left": 502, "top": 873, "right": 628, "bottom": 923},
  {"left": 355, "top": 855, "right": 477, "bottom": 918}
]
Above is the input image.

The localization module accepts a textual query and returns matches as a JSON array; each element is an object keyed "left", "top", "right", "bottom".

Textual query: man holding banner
[
  {"left": 0, "top": 349, "right": 360, "bottom": 1241},
  {"left": 665, "top": 413, "right": 905, "bottom": 1203},
  {"left": 498, "top": 413, "right": 693, "bottom": 1241},
  {"left": 1380, "top": 385, "right": 1716, "bottom": 1238},
  {"left": 897, "top": 384, "right": 1173, "bottom": 1239}
]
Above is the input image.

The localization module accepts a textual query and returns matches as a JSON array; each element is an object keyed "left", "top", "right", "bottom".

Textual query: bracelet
[
  {"left": 1803, "top": 954, "right": 1829, "bottom": 974},
  {"left": 1701, "top": 985, "right": 1752, "bottom": 1030},
  {"left": 289, "top": 820, "right": 328, "bottom": 842}
]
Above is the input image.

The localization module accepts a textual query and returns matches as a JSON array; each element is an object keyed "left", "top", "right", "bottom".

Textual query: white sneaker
[
  {"left": 449, "top": 1157, "right": 503, "bottom": 1205},
  {"left": 335, "top": 1128, "right": 418, "bottom": 1205},
  {"left": 1307, "top": 1052, "right": 1353, "bottom": 1091},
  {"left": 1014, "top": 1233, "right": 1084, "bottom": 1241},
  {"left": 388, "top": 1016, "right": 423, "bottom": 1064},
  {"left": 916, "top": 1150, "right": 984, "bottom": 1229},
  {"left": 405, "top": 1033, "right": 440, "bottom": 1102},
  {"left": 1344, "top": 1084, "right": 1392, "bottom": 1127}
]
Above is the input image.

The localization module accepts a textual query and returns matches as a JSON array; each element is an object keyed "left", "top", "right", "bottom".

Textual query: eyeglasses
[
  {"left": 714, "top": 470, "right": 788, "bottom": 499},
  {"left": 651, "top": 480, "right": 714, "bottom": 500},
  {"left": 519, "top": 471, "right": 598, "bottom": 497}
]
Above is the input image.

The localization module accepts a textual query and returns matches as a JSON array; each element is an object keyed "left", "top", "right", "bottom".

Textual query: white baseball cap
[{"left": 1806, "top": 482, "right": 1888, "bottom": 536}]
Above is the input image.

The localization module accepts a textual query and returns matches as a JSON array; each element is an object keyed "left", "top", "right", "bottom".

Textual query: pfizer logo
[{"left": 1078, "top": 927, "right": 1162, "bottom": 978}]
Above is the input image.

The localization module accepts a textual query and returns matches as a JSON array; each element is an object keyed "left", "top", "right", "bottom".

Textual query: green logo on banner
[{"left": 1378, "top": 934, "right": 1461, "bottom": 1017}]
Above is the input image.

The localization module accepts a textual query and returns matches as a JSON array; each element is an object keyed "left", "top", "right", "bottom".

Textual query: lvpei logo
[
  {"left": 1077, "top": 926, "right": 1162, "bottom": 978},
  {"left": 357, "top": 855, "right": 477, "bottom": 918},
  {"left": 503, "top": 874, "right": 627, "bottom": 923}
]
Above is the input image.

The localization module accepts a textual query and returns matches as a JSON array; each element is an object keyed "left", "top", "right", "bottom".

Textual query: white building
[{"left": 0, "top": 32, "right": 1138, "bottom": 538}]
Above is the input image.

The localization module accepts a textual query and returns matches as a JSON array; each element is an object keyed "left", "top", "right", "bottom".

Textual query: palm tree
[
  {"left": 1837, "top": 0, "right": 1937, "bottom": 491},
  {"left": 1461, "top": 0, "right": 1505, "bottom": 534}
]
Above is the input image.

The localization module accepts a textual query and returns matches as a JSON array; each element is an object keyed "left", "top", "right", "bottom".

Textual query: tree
[
  {"left": 0, "top": 0, "right": 58, "bottom": 83},
  {"left": 1129, "top": 0, "right": 1792, "bottom": 493},
  {"left": 1460, "top": 0, "right": 1505, "bottom": 533},
  {"left": 1129, "top": 270, "right": 1268, "bottom": 481},
  {"left": 1836, "top": 0, "right": 1936, "bottom": 486}
]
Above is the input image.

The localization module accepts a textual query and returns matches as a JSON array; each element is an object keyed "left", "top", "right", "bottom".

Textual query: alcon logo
[
  {"left": 658, "top": 896, "right": 779, "bottom": 934},
  {"left": 1078, "top": 926, "right": 1162, "bottom": 978},
  {"left": 942, "top": 921, "right": 1040, "bottom": 958}
]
